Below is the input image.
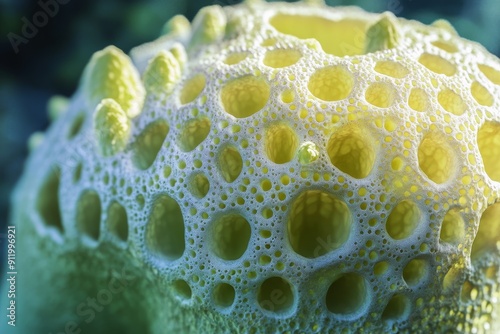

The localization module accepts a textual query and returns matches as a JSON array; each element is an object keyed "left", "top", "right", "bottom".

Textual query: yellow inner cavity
[
  {"left": 37, "top": 166, "right": 63, "bottom": 232},
  {"left": 265, "top": 123, "right": 298, "bottom": 164},
  {"left": 327, "top": 125, "right": 375, "bottom": 179},
  {"left": 257, "top": 277, "right": 294, "bottom": 313},
  {"left": 218, "top": 146, "right": 243, "bottom": 183},
  {"left": 365, "top": 82, "right": 395, "bottom": 108},
  {"left": 385, "top": 200, "right": 421, "bottom": 240},
  {"left": 211, "top": 214, "right": 251, "bottom": 260},
  {"left": 438, "top": 89, "right": 466, "bottom": 115},
  {"left": 308, "top": 66, "right": 354, "bottom": 101},
  {"left": 190, "top": 173, "right": 210, "bottom": 198},
  {"left": 471, "top": 203, "right": 500, "bottom": 263},
  {"left": 418, "top": 53, "right": 456, "bottom": 76},
  {"left": 180, "top": 74, "right": 206, "bottom": 104},
  {"left": 224, "top": 52, "right": 248, "bottom": 65},
  {"left": 132, "top": 120, "right": 169, "bottom": 170},
  {"left": 326, "top": 273, "right": 367, "bottom": 315},
  {"left": 213, "top": 283, "right": 235, "bottom": 307},
  {"left": 478, "top": 64, "right": 500, "bottom": 85},
  {"left": 431, "top": 40, "right": 458, "bottom": 53},
  {"left": 221, "top": 75, "right": 270, "bottom": 118},
  {"left": 440, "top": 208, "right": 465, "bottom": 244},
  {"left": 146, "top": 195, "right": 185, "bottom": 260},
  {"left": 172, "top": 280, "right": 191, "bottom": 300},
  {"left": 382, "top": 294, "right": 409, "bottom": 320},
  {"left": 106, "top": 201, "right": 128, "bottom": 241},
  {"left": 374, "top": 61, "right": 408, "bottom": 78},
  {"left": 477, "top": 121, "right": 500, "bottom": 181},
  {"left": 402, "top": 259, "right": 427, "bottom": 286},
  {"left": 288, "top": 190, "right": 351, "bottom": 259},
  {"left": 418, "top": 132, "right": 455, "bottom": 184},
  {"left": 269, "top": 14, "right": 369, "bottom": 56},
  {"left": 76, "top": 190, "right": 101, "bottom": 240},
  {"left": 263, "top": 49, "right": 301, "bottom": 68},
  {"left": 178, "top": 117, "right": 211, "bottom": 152},
  {"left": 471, "top": 81, "right": 494, "bottom": 106},
  {"left": 408, "top": 88, "right": 429, "bottom": 112}
]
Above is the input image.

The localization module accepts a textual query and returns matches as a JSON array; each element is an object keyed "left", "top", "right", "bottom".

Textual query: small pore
[
  {"left": 221, "top": 75, "right": 270, "bottom": 118},
  {"left": 471, "top": 81, "right": 494, "bottom": 106},
  {"left": 418, "top": 53, "right": 456, "bottom": 76},
  {"left": 374, "top": 61, "right": 408, "bottom": 78},
  {"left": 326, "top": 273, "right": 368, "bottom": 315},
  {"left": 431, "top": 40, "right": 458, "bottom": 53},
  {"left": 308, "top": 66, "right": 354, "bottom": 101},
  {"left": 211, "top": 214, "right": 251, "bottom": 260},
  {"left": 408, "top": 88, "right": 429, "bottom": 112},
  {"left": 218, "top": 146, "right": 243, "bottom": 183},
  {"left": 381, "top": 294, "right": 410, "bottom": 321},
  {"left": 172, "top": 280, "right": 191, "bottom": 300},
  {"left": 189, "top": 173, "right": 210, "bottom": 198},
  {"left": 386, "top": 200, "right": 421, "bottom": 240},
  {"left": 37, "top": 166, "right": 63, "bottom": 233},
  {"left": 146, "top": 195, "right": 185, "bottom": 261},
  {"left": 68, "top": 113, "right": 85, "bottom": 139},
  {"left": 180, "top": 74, "right": 206, "bottom": 104},
  {"left": 178, "top": 117, "right": 211, "bottom": 152},
  {"left": 478, "top": 64, "right": 500, "bottom": 85},
  {"left": 265, "top": 123, "right": 298, "bottom": 164},
  {"left": 402, "top": 258, "right": 428, "bottom": 286},
  {"left": 263, "top": 49, "right": 301, "bottom": 68},
  {"left": 213, "top": 283, "right": 235, "bottom": 308},
  {"left": 288, "top": 190, "right": 351, "bottom": 258},
  {"left": 365, "top": 82, "right": 396, "bottom": 108},
  {"left": 76, "top": 190, "right": 101, "bottom": 241},
  {"left": 440, "top": 208, "right": 465, "bottom": 244},
  {"left": 257, "top": 277, "right": 295, "bottom": 314},
  {"left": 106, "top": 201, "right": 128, "bottom": 242},
  {"left": 418, "top": 132, "right": 456, "bottom": 184},
  {"left": 224, "top": 52, "right": 248, "bottom": 65},
  {"left": 477, "top": 121, "right": 500, "bottom": 181},
  {"left": 132, "top": 120, "right": 169, "bottom": 170},
  {"left": 327, "top": 124, "right": 376, "bottom": 179},
  {"left": 438, "top": 89, "right": 466, "bottom": 116}
]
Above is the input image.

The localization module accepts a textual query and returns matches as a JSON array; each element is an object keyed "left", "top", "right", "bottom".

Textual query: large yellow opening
[{"left": 270, "top": 14, "right": 369, "bottom": 56}]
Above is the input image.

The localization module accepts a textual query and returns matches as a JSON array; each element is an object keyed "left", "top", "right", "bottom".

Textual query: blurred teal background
[{"left": 0, "top": 0, "right": 499, "bottom": 237}]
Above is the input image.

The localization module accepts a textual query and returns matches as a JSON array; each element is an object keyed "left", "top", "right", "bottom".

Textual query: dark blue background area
[{"left": 0, "top": 0, "right": 499, "bottom": 241}]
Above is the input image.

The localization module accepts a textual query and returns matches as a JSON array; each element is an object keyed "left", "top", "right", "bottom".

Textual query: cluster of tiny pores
[{"left": 30, "top": 2, "right": 500, "bottom": 333}]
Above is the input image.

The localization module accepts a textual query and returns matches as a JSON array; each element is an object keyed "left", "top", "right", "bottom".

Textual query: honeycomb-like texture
[{"left": 4, "top": 1, "right": 500, "bottom": 333}]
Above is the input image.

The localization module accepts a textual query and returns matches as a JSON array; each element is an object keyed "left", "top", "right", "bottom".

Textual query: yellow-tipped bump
[
  {"left": 47, "top": 95, "right": 69, "bottom": 121},
  {"left": 161, "top": 15, "right": 191, "bottom": 37},
  {"left": 93, "top": 98, "right": 131, "bottom": 157},
  {"left": 169, "top": 43, "right": 187, "bottom": 69},
  {"left": 190, "top": 6, "right": 226, "bottom": 47},
  {"left": 143, "top": 50, "right": 182, "bottom": 96},
  {"left": 431, "top": 19, "right": 458, "bottom": 36},
  {"left": 83, "top": 46, "right": 145, "bottom": 118},
  {"left": 28, "top": 131, "right": 45, "bottom": 152},
  {"left": 365, "top": 12, "right": 401, "bottom": 53}
]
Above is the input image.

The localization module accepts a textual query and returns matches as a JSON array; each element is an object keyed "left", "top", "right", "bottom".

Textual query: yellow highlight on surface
[
  {"left": 93, "top": 99, "right": 131, "bottom": 157},
  {"left": 83, "top": 46, "right": 144, "bottom": 118}
]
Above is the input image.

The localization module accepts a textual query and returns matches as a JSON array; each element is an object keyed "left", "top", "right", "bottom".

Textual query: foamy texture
[{"left": 7, "top": 1, "right": 500, "bottom": 333}]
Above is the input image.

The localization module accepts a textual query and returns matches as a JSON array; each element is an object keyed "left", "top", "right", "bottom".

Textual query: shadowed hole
[
  {"left": 288, "top": 190, "right": 351, "bottom": 258},
  {"left": 326, "top": 273, "right": 367, "bottom": 315},
  {"left": 218, "top": 146, "right": 243, "bottom": 183},
  {"left": 146, "top": 195, "right": 185, "bottom": 261},
  {"left": 178, "top": 117, "right": 211, "bottom": 152},
  {"left": 211, "top": 214, "right": 251, "bottom": 260},
  {"left": 257, "top": 277, "right": 295, "bottom": 314},
  {"left": 132, "top": 120, "right": 169, "bottom": 170},
  {"left": 76, "top": 190, "right": 101, "bottom": 240},
  {"left": 106, "top": 202, "right": 128, "bottom": 241},
  {"left": 440, "top": 208, "right": 465, "bottom": 244},
  {"left": 265, "top": 123, "right": 298, "bottom": 164},
  {"left": 172, "top": 280, "right": 191, "bottom": 300},
  {"left": 385, "top": 200, "right": 421, "bottom": 240},
  {"left": 382, "top": 294, "right": 410, "bottom": 321},
  {"left": 471, "top": 203, "right": 500, "bottom": 264},
  {"left": 308, "top": 66, "right": 353, "bottom": 101},
  {"left": 418, "top": 132, "right": 455, "bottom": 184},
  {"left": 213, "top": 283, "right": 235, "bottom": 308},
  {"left": 37, "top": 166, "right": 63, "bottom": 233},
  {"left": 477, "top": 121, "right": 500, "bottom": 182},
  {"left": 402, "top": 258, "right": 428, "bottom": 286}
]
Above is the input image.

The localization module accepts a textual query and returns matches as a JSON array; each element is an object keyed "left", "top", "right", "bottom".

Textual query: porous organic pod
[{"left": 3, "top": 1, "right": 500, "bottom": 333}]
